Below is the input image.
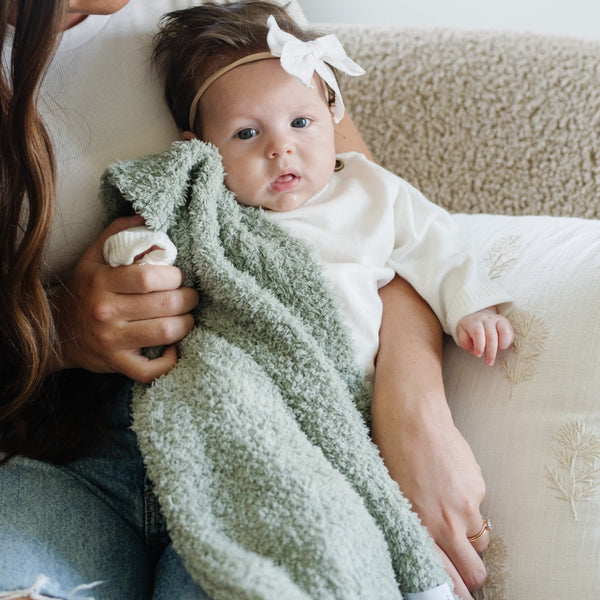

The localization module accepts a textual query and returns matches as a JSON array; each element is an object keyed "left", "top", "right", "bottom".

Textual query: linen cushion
[{"left": 445, "top": 213, "right": 600, "bottom": 598}]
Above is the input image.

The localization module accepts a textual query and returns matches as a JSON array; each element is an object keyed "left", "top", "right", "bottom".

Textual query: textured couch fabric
[
  {"left": 332, "top": 25, "right": 600, "bottom": 599},
  {"left": 336, "top": 26, "right": 600, "bottom": 218}
]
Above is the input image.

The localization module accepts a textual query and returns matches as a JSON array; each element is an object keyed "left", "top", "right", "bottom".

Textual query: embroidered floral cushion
[{"left": 445, "top": 213, "right": 600, "bottom": 598}]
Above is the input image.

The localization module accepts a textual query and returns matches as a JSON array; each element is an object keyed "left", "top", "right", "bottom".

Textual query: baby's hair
[{"left": 152, "top": 0, "right": 329, "bottom": 135}]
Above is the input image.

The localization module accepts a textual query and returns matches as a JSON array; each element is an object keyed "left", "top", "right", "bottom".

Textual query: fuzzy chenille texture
[
  {"left": 100, "top": 139, "right": 454, "bottom": 600},
  {"left": 334, "top": 26, "right": 600, "bottom": 219}
]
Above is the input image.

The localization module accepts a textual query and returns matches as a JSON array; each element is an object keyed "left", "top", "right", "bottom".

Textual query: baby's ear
[
  {"left": 182, "top": 130, "right": 198, "bottom": 141},
  {"left": 328, "top": 94, "right": 336, "bottom": 120}
]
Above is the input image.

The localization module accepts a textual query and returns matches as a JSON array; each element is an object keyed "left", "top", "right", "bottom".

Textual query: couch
[{"left": 333, "top": 25, "right": 600, "bottom": 599}]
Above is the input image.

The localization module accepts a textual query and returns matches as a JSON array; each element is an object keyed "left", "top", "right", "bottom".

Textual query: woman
[{"left": 0, "top": 1, "right": 487, "bottom": 598}]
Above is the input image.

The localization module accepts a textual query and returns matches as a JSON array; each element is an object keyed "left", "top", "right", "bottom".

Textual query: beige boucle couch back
[{"left": 334, "top": 26, "right": 600, "bottom": 218}]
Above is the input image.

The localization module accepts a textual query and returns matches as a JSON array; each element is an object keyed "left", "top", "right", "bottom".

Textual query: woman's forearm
[
  {"left": 334, "top": 114, "right": 374, "bottom": 160},
  {"left": 372, "top": 276, "right": 457, "bottom": 494},
  {"left": 373, "top": 276, "right": 488, "bottom": 598},
  {"left": 374, "top": 275, "right": 447, "bottom": 421}
]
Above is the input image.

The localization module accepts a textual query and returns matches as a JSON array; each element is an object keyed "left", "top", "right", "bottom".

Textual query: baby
[
  {"left": 100, "top": 3, "right": 516, "bottom": 596},
  {"left": 106, "top": 0, "right": 513, "bottom": 380}
]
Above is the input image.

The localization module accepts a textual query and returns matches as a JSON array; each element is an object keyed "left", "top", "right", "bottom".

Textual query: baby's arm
[
  {"left": 103, "top": 225, "right": 177, "bottom": 266},
  {"left": 456, "top": 306, "right": 514, "bottom": 365}
]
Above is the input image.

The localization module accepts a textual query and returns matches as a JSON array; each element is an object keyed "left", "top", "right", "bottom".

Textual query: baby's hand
[{"left": 456, "top": 307, "right": 514, "bottom": 365}]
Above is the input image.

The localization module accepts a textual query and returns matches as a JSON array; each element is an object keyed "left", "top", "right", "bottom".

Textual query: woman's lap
[
  {"left": 0, "top": 452, "right": 150, "bottom": 598},
  {"left": 0, "top": 374, "right": 209, "bottom": 600}
]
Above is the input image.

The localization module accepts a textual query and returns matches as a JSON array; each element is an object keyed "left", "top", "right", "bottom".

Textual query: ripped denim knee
[{"left": 0, "top": 575, "right": 103, "bottom": 600}]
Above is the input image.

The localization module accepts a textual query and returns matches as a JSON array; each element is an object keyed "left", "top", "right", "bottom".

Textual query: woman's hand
[
  {"left": 372, "top": 395, "right": 488, "bottom": 599},
  {"left": 373, "top": 276, "right": 488, "bottom": 599},
  {"left": 51, "top": 215, "right": 199, "bottom": 382}
]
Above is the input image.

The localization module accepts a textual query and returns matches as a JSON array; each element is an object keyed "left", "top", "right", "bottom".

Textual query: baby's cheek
[
  {"left": 223, "top": 169, "right": 243, "bottom": 194},
  {"left": 224, "top": 171, "right": 259, "bottom": 207}
]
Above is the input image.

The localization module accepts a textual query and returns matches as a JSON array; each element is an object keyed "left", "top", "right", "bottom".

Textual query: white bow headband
[{"left": 188, "top": 15, "right": 365, "bottom": 131}]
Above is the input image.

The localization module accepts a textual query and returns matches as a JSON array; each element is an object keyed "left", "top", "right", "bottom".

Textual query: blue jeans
[{"left": 0, "top": 374, "right": 211, "bottom": 600}]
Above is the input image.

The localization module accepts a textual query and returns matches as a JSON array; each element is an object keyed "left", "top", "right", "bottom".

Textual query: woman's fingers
[
  {"left": 116, "top": 343, "right": 180, "bottom": 383},
  {"left": 54, "top": 216, "right": 199, "bottom": 380},
  {"left": 435, "top": 544, "right": 475, "bottom": 600},
  {"left": 117, "top": 312, "right": 197, "bottom": 350},
  {"left": 102, "top": 263, "right": 185, "bottom": 295},
  {"left": 91, "top": 278, "right": 199, "bottom": 323},
  {"left": 443, "top": 531, "right": 488, "bottom": 590}
]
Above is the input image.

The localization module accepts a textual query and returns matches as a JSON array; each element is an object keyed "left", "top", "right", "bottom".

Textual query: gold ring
[{"left": 467, "top": 517, "right": 492, "bottom": 542}]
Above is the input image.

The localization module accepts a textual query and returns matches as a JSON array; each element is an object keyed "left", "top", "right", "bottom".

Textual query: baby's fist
[{"left": 456, "top": 307, "right": 514, "bottom": 365}]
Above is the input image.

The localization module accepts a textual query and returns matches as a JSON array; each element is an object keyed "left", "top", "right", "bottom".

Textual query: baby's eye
[
  {"left": 236, "top": 128, "right": 257, "bottom": 140},
  {"left": 291, "top": 117, "right": 309, "bottom": 128}
]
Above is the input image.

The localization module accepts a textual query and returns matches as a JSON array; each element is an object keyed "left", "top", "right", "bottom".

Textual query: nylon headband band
[{"left": 188, "top": 51, "right": 275, "bottom": 131}]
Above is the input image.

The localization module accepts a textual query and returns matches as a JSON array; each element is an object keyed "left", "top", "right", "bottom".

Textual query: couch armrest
[{"left": 331, "top": 25, "right": 600, "bottom": 218}]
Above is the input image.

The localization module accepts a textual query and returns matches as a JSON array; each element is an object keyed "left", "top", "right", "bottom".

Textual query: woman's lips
[{"left": 271, "top": 172, "right": 300, "bottom": 192}]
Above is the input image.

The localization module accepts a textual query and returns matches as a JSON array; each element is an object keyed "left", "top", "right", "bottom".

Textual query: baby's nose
[{"left": 266, "top": 135, "right": 293, "bottom": 158}]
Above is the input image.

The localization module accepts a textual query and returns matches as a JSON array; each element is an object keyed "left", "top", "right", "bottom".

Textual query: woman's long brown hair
[{"left": 0, "top": 1, "right": 67, "bottom": 455}]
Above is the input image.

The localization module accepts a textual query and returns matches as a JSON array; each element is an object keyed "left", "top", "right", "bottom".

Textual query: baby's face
[{"left": 200, "top": 59, "right": 337, "bottom": 212}]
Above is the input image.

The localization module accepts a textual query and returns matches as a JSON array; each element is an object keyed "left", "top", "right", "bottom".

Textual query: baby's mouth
[
  {"left": 271, "top": 171, "right": 300, "bottom": 192},
  {"left": 276, "top": 174, "right": 296, "bottom": 183}
]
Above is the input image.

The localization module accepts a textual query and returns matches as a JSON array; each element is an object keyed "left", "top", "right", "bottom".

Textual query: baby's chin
[
  {"left": 266, "top": 193, "right": 310, "bottom": 213},
  {"left": 270, "top": 181, "right": 331, "bottom": 212},
  {"left": 237, "top": 189, "right": 317, "bottom": 213}
]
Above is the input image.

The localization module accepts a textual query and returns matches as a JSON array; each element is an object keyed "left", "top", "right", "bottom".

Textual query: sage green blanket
[{"left": 101, "top": 139, "right": 454, "bottom": 599}]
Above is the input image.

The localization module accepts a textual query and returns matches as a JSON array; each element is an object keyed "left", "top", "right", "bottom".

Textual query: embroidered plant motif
[
  {"left": 473, "top": 535, "right": 509, "bottom": 600},
  {"left": 502, "top": 309, "right": 548, "bottom": 395},
  {"left": 486, "top": 235, "right": 521, "bottom": 280},
  {"left": 546, "top": 421, "right": 600, "bottom": 521}
]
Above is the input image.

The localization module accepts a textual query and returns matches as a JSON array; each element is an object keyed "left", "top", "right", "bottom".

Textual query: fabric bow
[{"left": 266, "top": 15, "right": 365, "bottom": 123}]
